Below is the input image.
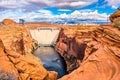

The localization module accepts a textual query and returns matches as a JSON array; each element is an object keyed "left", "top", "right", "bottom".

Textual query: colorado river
[{"left": 34, "top": 47, "right": 67, "bottom": 78}]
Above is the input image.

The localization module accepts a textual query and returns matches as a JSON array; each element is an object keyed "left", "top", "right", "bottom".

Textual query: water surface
[{"left": 34, "top": 47, "right": 67, "bottom": 78}]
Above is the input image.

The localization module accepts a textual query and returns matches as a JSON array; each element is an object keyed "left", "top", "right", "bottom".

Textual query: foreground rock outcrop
[
  {"left": 58, "top": 25, "right": 120, "bottom": 80},
  {"left": 0, "top": 24, "right": 58, "bottom": 80},
  {"left": 0, "top": 39, "right": 58, "bottom": 80},
  {"left": 0, "top": 39, "right": 19, "bottom": 79}
]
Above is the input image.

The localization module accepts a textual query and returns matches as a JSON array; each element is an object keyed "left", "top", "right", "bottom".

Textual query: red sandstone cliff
[
  {"left": 0, "top": 26, "right": 36, "bottom": 55},
  {"left": 58, "top": 25, "right": 120, "bottom": 80},
  {"left": 0, "top": 39, "right": 58, "bottom": 80},
  {"left": 56, "top": 25, "right": 97, "bottom": 72},
  {"left": 0, "top": 19, "right": 58, "bottom": 80}
]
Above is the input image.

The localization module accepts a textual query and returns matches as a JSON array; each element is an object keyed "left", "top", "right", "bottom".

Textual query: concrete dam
[{"left": 29, "top": 27, "right": 61, "bottom": 46}]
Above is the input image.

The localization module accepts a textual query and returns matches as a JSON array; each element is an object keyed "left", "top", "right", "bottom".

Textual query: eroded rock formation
[
  {"left": 0, "top": 39, "right": 58, "bottom": 80},
  {"left": 58, "top": 25, "right": 120, "bottom": 80},
  {"left": 0, "top": 26, "right": 37, "bottom": 55},
  {"left": 2, "top": 18, "right": 16, "bottom": 25},
  {"left": 56, "top": 25, "right": 97, "bottom": 73},
  {"left": 109, "top": 8, "right": 120, "bottom": 22},
  {"left": 0, "top": 23, "right": 57, "bottom": 80},
  {"left": 0, "top": 39, "right": 19, "bottom": 79},
  {"left": 109, "top": 9, "right": 120, "bottom": 28}
]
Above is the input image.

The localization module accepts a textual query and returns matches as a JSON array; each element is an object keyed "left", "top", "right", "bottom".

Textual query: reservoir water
[{"left": 34, "top": 46, "right": 67, "bottom": 78}]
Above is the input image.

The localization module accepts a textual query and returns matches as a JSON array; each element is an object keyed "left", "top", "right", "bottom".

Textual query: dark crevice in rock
[
  {"left": 62, "top": 51, "right": 79, "bottom": 73},
  {"left": 4, "top": 50, "right": 22, "bottom": 80}
]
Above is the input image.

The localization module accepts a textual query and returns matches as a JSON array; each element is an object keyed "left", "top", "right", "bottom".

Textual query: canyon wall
[
  {"left": 0, "top": 39, "right": 58, "bottom": 80},
  {"left": 57, "top": 25, "right": 120, "bottom": 80},
  {"left": 0, "top": 21, "right": 58, "bottom": 80},
  {"left": 56, "top": 25, "right": 97, "bottom": 72},
  {"left": 0, "top": 17, "right": 120, "bottom": 80},
  {"left": 0, "top": 26, "right": 35, "bottom": 55}
]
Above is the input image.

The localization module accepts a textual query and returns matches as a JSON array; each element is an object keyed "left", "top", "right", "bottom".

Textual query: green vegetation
[{"left": 114, "top": 20, "right": 120, "bottom": 28}]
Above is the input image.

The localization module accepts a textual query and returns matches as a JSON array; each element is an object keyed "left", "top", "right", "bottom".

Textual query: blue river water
[{"left": 34, "top": 46, "right": 67, "bottom": 78}]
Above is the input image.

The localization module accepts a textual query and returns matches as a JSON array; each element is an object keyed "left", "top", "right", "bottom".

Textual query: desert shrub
[
  {"left": 114, "top": 20, "right": 120, "bottom": 28},
  {"left": 0, "top": 69, "right": 18, "bottom": 80}
]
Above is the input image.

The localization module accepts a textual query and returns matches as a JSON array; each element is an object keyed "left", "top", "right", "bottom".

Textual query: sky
[{"left": 0, "top": 0, "right": 120, "bottom": 24}]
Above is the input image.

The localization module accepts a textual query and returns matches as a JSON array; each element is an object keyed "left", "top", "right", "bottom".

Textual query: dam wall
[{"left": 29, "top": 27, "right": 61, "bottom": 46}]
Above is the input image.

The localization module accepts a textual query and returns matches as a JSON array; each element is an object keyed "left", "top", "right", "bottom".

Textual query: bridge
[{"left": 29, "top": 27, "right": 61, "bottom": 46}]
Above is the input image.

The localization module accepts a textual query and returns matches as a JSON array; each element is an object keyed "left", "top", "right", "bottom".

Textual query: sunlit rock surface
[
  {"left": 109, "top": 9, "right": 120, "bottom": 23},
  {"left": 0, "top": 17, "right": 120, "bottom": 80},
  {"left": 0, "top": 39, "right": 19, "bottom": 79},
  {"left": 0, "top": 20, "right": 58, "bottom": 80},
  {"left": 59, "top": 25, "right": 120, "bottom": 80},
  {"left": 0, "top": 39, "right": 58, "bottom": 80},
  {"left": 56, "top": 25, "right": 97, "bottom": 72},
  {"left": 1, "top": 18, "right": 16, "bottom": 25},
  {"left": 0, "top": 26, "right": 35, "bottom": 55}
]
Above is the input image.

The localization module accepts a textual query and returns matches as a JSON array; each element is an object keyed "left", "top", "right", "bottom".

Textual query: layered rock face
[
  {"left": 0, "top": 39, "right": 57, "bottom": 80},
  {"left": 0, "top": 26, "right": 36, "bottom": 55},
  {"left": 0, "top": 21, "right": 57, "bottom": 80},
  {"left": 59, "top": 25, "right": 120, "bottom": 80},
  {"left": 0, "top": 39, "right": 19, "bottom": 79},
  {"left": 109, "top": 9, "right": 120, "bottom": 29},
  {"left": 56, "top": 25, "right": 97, "bottom": 72},
  {"left": 109, "top": 9, "right": 120, "bottom": 22}
]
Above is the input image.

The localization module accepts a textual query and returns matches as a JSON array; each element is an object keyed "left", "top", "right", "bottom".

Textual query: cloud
[
  {"left": 0, "top": 9, "right": 49, "bottom": 22},
  {"left": 37, "top": 9, "right": 52, "bottom": 14},
  {"left": 53, "top": 9, "right": 108, "bottom": 21},
  {"left": 27, "top": 0, "right": 98, "bottom": 8},
  {"left": 58, "top": 9, "right": 71, "bottom": 12},
  {"left": 0, "top": 0, "right": 29, "bottom": 8},
  {"left": 0, "top": 0, "right": 111, "bottom": 24},
  {"left": 105, "top": 0, "right": 120, "bottom": 9},
  {"left": 0, "top": 0, "right": 98, "bottom": 10},
  {"left": 0, "top": 9, "right": 109, "bottom": 24},
  {"left": 0, "top": 10, "right": 22, "bottom": 22}
]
